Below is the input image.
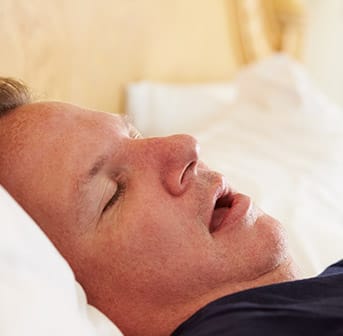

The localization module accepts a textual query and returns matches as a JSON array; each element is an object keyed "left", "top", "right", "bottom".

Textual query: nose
[{"left": 141, "top": 134, "right": 200, "bottom": 196}]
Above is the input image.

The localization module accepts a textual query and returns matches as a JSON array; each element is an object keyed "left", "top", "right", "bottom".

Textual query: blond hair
[{"left": 0, "top": 77, "right": 31, "bottom": 117}]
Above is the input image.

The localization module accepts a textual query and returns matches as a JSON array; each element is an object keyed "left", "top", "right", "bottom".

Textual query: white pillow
[
  {"left": 0, "top": 185, "right": 123, "bottom": 336},
  {"left": 127, "top": 81, "right": 236, "bottom": 136}
]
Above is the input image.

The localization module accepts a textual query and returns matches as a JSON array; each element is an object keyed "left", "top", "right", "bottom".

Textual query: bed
[{"left": 1, "top": 1, "right": 342, "bottom": 336}]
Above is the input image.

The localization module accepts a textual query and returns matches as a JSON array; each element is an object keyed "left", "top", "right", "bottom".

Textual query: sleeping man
[{"left": 0, "top": 77, "right": 342, "bottom": 336}]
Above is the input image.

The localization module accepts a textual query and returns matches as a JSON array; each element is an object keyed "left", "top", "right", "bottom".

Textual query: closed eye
[{"left": 103, "top": 182, "right": 126, "bottom": 212}]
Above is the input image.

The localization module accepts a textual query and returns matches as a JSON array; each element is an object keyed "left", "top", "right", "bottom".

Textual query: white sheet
[{"left": 127, "top": 54, "right": 343, "bottom": 277}]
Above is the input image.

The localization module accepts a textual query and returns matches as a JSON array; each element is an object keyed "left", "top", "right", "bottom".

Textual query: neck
[{"left": 115, "top": 256, "right": 301, "bottom": 336}]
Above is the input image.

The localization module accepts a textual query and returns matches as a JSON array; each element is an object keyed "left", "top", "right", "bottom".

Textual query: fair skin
[{"left": 0, "top": 102, "right": 300, "bottom": 336}]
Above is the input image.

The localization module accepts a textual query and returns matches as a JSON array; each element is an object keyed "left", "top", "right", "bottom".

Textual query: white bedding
[
  {"left": 1, "top": 54, "right": 342, "bottom": 336},
  {"left": 127, "top": 54, "right": 343, "bottom": 277},
  {"left": 0, "top": 186, "right": 122, "bottom": 336}
]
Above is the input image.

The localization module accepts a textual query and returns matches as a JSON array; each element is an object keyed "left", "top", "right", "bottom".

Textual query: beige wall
[
  {"left": 1, "top": 0, "right": 241, "bottom": 113},
  {"left": 303, "top": 0, "right": 343, "bottom": 109}
]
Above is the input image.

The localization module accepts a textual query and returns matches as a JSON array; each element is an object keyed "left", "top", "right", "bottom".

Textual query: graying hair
[{"left": 0, "top": 77, "right": 32, "bottom": 117}]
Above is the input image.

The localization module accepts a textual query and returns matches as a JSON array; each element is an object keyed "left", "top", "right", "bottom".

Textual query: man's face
[{"left": 1, "top": 102, "right": 289, "bottom": 325}]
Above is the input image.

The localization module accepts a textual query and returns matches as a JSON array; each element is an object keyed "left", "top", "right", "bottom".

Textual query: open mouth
[{"left": 209, "top": 192, "right": 234, "bottom": 233}]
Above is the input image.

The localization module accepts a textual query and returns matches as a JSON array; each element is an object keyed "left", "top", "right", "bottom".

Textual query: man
[{"left": 0, "top": 77, "right": 342, "bottom": 336}]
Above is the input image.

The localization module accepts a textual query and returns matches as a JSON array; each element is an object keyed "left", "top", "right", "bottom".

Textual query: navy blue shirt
[{"left": 172, "top": 260, "right": 343, "bottom": 335}]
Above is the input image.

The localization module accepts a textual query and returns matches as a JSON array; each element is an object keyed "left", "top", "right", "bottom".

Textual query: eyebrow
[
  {"left": 76, "top": 154, "right": 108, "bottom": 197},
  {"left": 88, "top": 154, "right": 109, "bottom": 179}
]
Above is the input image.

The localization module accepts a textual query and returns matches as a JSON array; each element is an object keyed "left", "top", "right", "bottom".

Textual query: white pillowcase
[
  {"left": 0, "top": 186, "right": 123, "bottom": 336},
  {"left": 127, "top": 81, "right": 236, "bottom": 136}
]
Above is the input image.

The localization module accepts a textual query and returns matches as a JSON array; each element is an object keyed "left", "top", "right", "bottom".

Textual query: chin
[{"left": 251, "top": 214, "right": 289, "bottom": 279}]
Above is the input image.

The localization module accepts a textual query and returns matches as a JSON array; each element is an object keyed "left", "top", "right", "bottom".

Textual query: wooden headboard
[{"left": 0, "top": 0, "right": 305, "bottom": 113}]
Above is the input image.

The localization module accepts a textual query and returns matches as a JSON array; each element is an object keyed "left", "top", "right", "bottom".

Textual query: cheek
[
  {"left": 119, "top": 208, "right": 191, "bottom": 262},
  {"left": 120, "top": 192, "right": 207, "bottom": 252},
  {"left": 108, "top": 204, "right": 216, "bottom": 289}
]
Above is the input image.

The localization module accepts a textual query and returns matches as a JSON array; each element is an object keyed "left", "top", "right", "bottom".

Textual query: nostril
[
  {"left": 180, "top": 161, "right": 197, "bottom": 185},
  {"left": 160, "top": 134, "right": 200, "bottom": 196}
]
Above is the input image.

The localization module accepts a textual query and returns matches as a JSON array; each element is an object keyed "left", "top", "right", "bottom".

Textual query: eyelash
[
  {"left": 129, "top": 128, "right": 142, "bottom": 139},
  {"left": 103, "top": 182, "right": 126, "bottom": 212}
]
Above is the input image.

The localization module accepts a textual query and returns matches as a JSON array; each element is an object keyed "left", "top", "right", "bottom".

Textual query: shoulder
[
  {"left": 318, "top": 259, "right": 343, "bottom": 277},
  {"left": 172, "top": 259, "right": 343, "bottom": 336}
]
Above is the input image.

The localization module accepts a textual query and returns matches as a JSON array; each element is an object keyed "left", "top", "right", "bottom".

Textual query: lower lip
[{"left": 215, "top": 193, "right": 253, "bottom": 233}]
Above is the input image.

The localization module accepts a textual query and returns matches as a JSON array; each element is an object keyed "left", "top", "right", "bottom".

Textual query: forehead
[
  {"left": 19, "top": 101, "right": 125, "bottom": 133},
  {"left": 12, "top": 101, "right": 128, "bottom": 148},
  {"left": 7, "top": 101, "right": 127, "bottom": 191}
]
